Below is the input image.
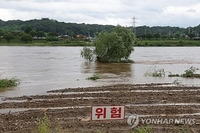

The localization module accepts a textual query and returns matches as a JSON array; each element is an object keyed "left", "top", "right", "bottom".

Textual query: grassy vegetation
[
  {"left": 131, "top": 126, "right": 192, "bottom": 133},
  {"left": 145, "top": 66, "right": 200, "bottom": 79},
  {"left": 81, "top": 47, "right": 94, "bottom": 61},
  {"left": 0, "top": 38, "right": 93, "bottom": 46},
  {"left": 36, "top": 113, "right": 51, "bottom": 133},
  {"left": 0, "top": 77, "right": 20, "bottom": 91},
  {"left": 144, "top": 66, "right": 170, "bottom": 77},
  {"left": 36, "top": 113, "right": 61, "bottom": 133},
  {"left": 132, "top": 126, "right": 152, "bottom": 133},
  {"left": 169, "top": 66, "right": 200, "bottom": 78},
  {"left": 172, "top": 79, "right": 182, "bottom": 85},
  {"left": 182, "top": 66, "right": 200, "bottom": 78},
  {"left": 35, "top": 119, "right": 192, "bottom": 133},
  {"left": 35, "top": 114, "right": 193, "bottom": 133},
  {"left": 135, "top": 39, "right": 200, "bottom": 47},
  {"left": 1, "top": 38, "right": 200, "bottom": 47},
  {"left": 86, "top": 74, "right": 101, "bottom": 80}
]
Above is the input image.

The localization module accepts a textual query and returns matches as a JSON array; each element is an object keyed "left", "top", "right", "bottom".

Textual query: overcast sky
[{"left": 0, "top": 0, "right": 200, "bottom": 27}]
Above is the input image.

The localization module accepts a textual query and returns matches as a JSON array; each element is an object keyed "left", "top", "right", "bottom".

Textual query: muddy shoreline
[{"left": 1, "top": 83, "right": 200, "bottom": 133}]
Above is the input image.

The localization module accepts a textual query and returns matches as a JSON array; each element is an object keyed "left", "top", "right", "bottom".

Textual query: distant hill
[
  {"left": 0, "top": 18, "right": 200, "bottom": 37},
  {"left": 0, "top": 18, "right": 115, "bottom": 37},
  {"left": 136, "top": 25, "right": 200, "bottom": 37}
]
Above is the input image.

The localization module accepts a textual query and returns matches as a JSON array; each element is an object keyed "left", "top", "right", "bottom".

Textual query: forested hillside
[
  {"left": 0, "top": 18, "right": 114, "bottom": 37},
  {"left": 0, "top": 18, "right": 200, "bottom": 38}
]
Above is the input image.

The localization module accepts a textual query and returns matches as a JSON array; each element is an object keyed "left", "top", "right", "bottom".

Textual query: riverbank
[
  {"left": 0, "top": 39, "right": 200, "bottom": 46},
  {"left": 0, "top": 39, "right": 93, "bottom": 46},
  {"left": 135, "top": 39, "right": 200, "bottom": 46},
  {"left": 1, "top": 83, "right": 200, "bottom": 133}
]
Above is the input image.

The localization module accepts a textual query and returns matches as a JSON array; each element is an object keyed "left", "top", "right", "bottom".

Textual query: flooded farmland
[
  {"left": 1, "top": 46, "right": 200, "bottom": 132},
  {"left": 0, "top": 46, "right": 200, "bottom": 97}
]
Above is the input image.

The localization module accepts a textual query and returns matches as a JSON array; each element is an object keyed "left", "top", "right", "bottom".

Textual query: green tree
[
  {"left": 188, "top": 33, "right": 195, "bottom": 39},
  {"left": 47, "top": 32, "right": 58, "bottom": 41},
  {"left": 48, "top": 32, "right": 58, "bottom": 37},
  {"left": 175, "top": 33, "right": 180, "bottom": 39},
  {"left": 3, "top": 32, "right": 14, "bottom": 43},
  {"left": 154, "top": 33, "right": 161, "bottom": 39},
  {"left": 29, "top": 30, "right": 37, "bottom": 37},
  {"left": 81, "top": 25, "right": 135, "bottom": 63},
  {"left": 67, "top": 30, "right": 75, "bottom": 37},
  {"left": 0, "top": 30, "right": 4, "bottom": 41},
  {"left": 21, "top": 33, "right": 32, "bottom": 43},
  {"left": 37, "top": 31, "right": 46, "bottom": 39},
  {"left": 81, "top": 47, "right": 94, "bottom": 61},
  {"left": 24, "top": 26, "right": 33, "bottom": 34},
  {"left": 0, "top": 30, "right": 4, "bottom": 36},
  {"left": 145, "top": 33, "right": 153, "bottom": 40}
]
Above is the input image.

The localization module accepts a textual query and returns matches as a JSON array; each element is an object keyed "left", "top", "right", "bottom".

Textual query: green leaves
[
  {"left": 182, "top": 66, "right": 199, "bottom": 78},
  {"left": 3, "top": 32, "right": 14, "bottom": 43},
  {"left": 145, "top": 66, "right": 200, "bottom": 78},
  {"left": 81, "top": 47, "right": 94, "bottom": 61},
  {"left": 86, "top": 74, "right": 101, "bottom": 80},
  {"left": 36, "top": 113, "right": 51, "bottom": 133},
  {"left": 0, "top": 77, "right": 20, "bottom": 90},
  {"left": 144, "top": 66, "right": 167, "bottom": 77},
  {"left": 94, "top": 25, "right": 135, "bottom": 63},
  {"left": 21, "top": 33, "right": 32, "bottom": 43}
]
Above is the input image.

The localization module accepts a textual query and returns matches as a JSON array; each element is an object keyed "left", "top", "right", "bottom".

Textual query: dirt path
[{"left": 1, "top": 83, "right": 200, "bottom": 133}]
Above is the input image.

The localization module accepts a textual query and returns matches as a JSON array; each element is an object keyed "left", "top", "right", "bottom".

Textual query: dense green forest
[
  {"left": 0, "top": 18, "right": 200, "bottom": 47},
  {"left": 0, "top": 18, "right": 114, "bottom": 37},
  {"left": 0, "top": 18, "right": 200, "bottom": 38}
]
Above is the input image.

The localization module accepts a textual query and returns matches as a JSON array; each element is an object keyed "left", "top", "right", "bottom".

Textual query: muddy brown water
[
  {"left": 2, "top": 46, "right": 200, "bottom": 132},
  {"left": 0, "top": 46, "right": 200, "bottom": 98}
]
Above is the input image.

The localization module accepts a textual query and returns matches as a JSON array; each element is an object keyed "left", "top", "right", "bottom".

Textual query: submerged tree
[
  {"left": 81, "top": 47, "right": 94, "bottom": 62},
  {"left": 81, "top": 25, "right": 136, "bottom": 63}
]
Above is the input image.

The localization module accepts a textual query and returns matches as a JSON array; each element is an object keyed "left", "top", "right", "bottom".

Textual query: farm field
[{"left": 1, "top": 83, "right": 200, "bottom": 133}]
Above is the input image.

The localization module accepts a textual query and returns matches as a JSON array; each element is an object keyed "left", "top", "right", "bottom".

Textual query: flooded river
[{"left": 0, "top": 46, "right": 200, "bottom": 97}]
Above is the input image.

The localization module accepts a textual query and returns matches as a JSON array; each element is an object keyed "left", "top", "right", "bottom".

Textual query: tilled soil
[{"left": 1, "top": 83, "right": 200, "bottom": 133}]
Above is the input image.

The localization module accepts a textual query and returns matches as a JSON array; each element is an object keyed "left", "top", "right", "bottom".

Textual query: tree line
[
  {"left": 0, "top": 18, "right": 200, "bottom": 42},
  {"left": 135, "top": 26, "right": 200, "bottom": 39},
  {"left": 0, "top": 18, "right": 114, "bottom": 38}
]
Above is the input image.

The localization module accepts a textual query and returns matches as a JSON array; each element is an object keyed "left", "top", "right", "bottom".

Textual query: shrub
[
  {"left": 81, "top": 25, "right": 136, "bottom": 63},
  {"left": 173, "top": 79, "right": 182, "bottom": 85},
  {"left": 144, "top": 66, "right": 167, "bottom": 77},
  {"left": 36, "top": 113, "right": 51, "bottom": 133},
  {"left": 21, "top": 33, "right": 32, "bottom": 43},
  {"left": 81, "top": 47, "right": 94, "bottom": 61},
  {"left": 167, "top": 66, "right": 200, "bottom": 78},
  {"left": 87, "top": 74, "right": 101, "bottom": 80},
  {"left": 132, "top": 126, "right": 152, "bottom": 133},
  {"left": 0, "top": 77, "right": 20, "bottom": 90},
  {"left": 95, "top": 26, "right": 135, "bottom": 63},
  {"left": 36, "top": 113, "right": 62, "bottom": 133},
  {"left": 46, "top": 37, "right": 59, "bottom": 42},
  {"left": 182, "top": 66, "right": 199, "bottom": 78}
]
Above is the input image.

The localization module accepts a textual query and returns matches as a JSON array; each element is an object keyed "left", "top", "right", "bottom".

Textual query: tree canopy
[
  {"left": 1, "top": 18, "right": 199, "bottom": 38},
  {"left": 1, "top": 18, "right": 200, "bottom": 42},
  {"left": 3, "top": 32, "right": 14, "bottom": 43},
  {"left": 0, "top": 18, "right": 114, "bottom": 37},
  {"left": 21, "top": 33, "right": 32, "bottom": 43},
  {"left": 81, "top": 25, "right": 136, "bottom": 63}
]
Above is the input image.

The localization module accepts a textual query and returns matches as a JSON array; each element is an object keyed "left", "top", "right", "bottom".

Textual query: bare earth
[{"left": 1, "top": 83, "right": 200, "bottom": 133}]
